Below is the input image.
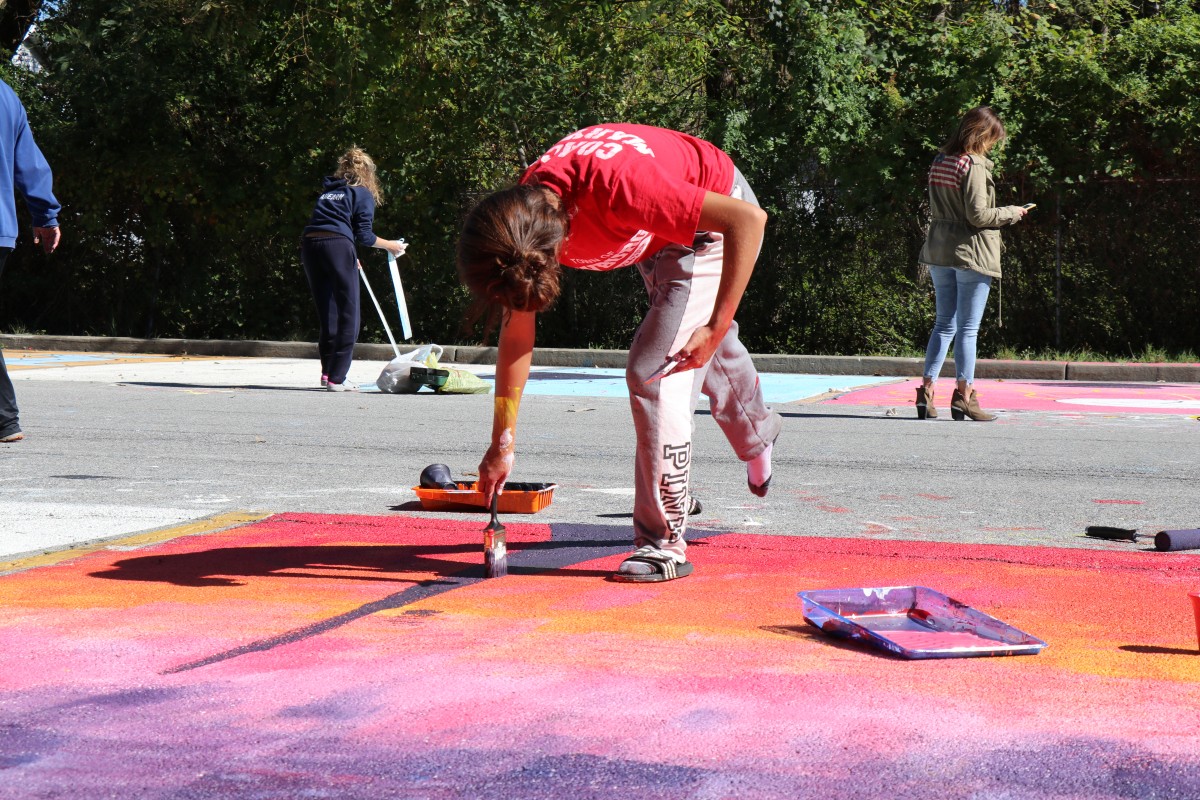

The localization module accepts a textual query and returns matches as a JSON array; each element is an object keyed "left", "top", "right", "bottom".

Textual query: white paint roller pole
[
  {"left": 358, "top": 263, "right": 400, "bottom": 358},
  {"left": 388, "top": 249, "right": 413, "bottom": 341}
]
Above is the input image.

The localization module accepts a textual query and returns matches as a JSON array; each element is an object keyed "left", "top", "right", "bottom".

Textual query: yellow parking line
[
  {"left": 0, "top": 510, "right": 270, "bottom": 575},
  {"left": 6, "top": 351, "right": 243, "bottom": 371}
]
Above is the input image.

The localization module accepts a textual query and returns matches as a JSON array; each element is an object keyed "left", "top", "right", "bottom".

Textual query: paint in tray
[{"left": 799, "top": 586, "right": 1047, "bottom": 659}]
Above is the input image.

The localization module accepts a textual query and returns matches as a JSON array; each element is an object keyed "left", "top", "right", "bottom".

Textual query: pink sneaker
[{"left": 320, "top": 374, "right": 329, "bottom": 387}]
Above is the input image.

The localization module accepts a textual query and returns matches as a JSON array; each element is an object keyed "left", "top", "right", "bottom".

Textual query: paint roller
[
  {"left": 1084, "top": 526, "right": 1200, "bottom": 552},
  {"left": 1154, "top": 529, "right": 1200, "bottom": 552}
]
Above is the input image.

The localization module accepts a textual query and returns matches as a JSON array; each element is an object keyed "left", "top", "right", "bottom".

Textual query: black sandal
[{"left": 612, "top": 546, "right": 695, "bottom": 583}]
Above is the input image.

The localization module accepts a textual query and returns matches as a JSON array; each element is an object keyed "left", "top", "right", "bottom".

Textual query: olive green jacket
[{"left": 918, "top": 153, "right": 1024, "bottom": 278}]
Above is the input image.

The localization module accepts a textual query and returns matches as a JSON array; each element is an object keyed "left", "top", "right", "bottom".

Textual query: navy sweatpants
[{"left": 301, "top": 235, "right": 361, "bottom": 384}]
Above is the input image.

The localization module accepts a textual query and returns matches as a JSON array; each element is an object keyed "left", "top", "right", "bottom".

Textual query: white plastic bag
[{"left": 376, "top": 344, "right": 443, "bottom": 393}]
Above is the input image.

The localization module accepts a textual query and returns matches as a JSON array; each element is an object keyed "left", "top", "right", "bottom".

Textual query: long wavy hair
[
  {"left": 335, "top": 146, "right": 383, "bottom": 205},
  {"left": 941, "top": 106, "right": 1006, "bottom": 157}
]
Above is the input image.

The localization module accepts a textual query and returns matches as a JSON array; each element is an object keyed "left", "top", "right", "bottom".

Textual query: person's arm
[
  {"left": 962, "top": 161, "right": 1025, "bottom": 229},
  {"left": 372, "top": 236, "right": 407, "bottom": 256},
  {"left": 12, "top": 105, "right": 61, "bottom": 253},
  {"left": 478, "top": 309, "right": 537, "bottom": 505},
  {"left": 669, "top": 191, "right": 767, "bottom": 372},
  {"left": 350, "top": 188, "right": 405, "bottom": 255}
]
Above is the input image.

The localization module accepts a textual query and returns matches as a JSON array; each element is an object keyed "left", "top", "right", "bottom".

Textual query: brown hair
[
  {"left": 457, "top": 184, "right": 568, "bottom": 320},
  {"left": 336, "top": 146, "right": 383, "bottom": 205},
  {"left": 941, "top": 106, "right": 1006, "bottom": 157}
]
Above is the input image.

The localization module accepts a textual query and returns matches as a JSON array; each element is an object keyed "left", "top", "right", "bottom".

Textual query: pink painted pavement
[{"left": 826, "top": 378, "right": 1200, "bottom": 415}]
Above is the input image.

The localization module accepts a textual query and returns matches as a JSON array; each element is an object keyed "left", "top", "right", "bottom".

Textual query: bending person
[
  {"left": 916, "top": 106, "right": 1028, "bottom": 422},
  {"left": 301, "top": 147, "right": 406, "bottom": 391},
  {"left": 457, "top": 124, "right": 782, "bottom": 583}
]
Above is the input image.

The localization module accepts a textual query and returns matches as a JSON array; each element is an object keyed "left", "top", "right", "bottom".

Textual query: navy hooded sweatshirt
[{"left": 303, "top": 177, "right": 377, "bottom": 247}]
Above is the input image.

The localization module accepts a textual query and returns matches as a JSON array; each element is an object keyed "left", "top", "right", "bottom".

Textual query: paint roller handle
[{"left": 1084, "top": 526, "right": 1140, "bottom": 542}]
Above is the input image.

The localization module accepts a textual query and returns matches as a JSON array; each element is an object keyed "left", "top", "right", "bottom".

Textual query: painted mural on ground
[
  {"left": 827, "top": 378, "right": 1200, "bottom": 415},
  {"left": 2, "top": 513, "right": 1199, "bottom": 799}
]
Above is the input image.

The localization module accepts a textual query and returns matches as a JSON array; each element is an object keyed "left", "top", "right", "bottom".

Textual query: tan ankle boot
[
  {"left": 915, "top": 384, "right": 938, "bottom": 419},
  {"left": 950, "top": 388, "right": 996, "bottom": 422}
]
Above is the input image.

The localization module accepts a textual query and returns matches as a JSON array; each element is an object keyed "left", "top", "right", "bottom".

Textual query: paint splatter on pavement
[{"left": 2, "top": 513, "right": 1200, "bottom": 798}]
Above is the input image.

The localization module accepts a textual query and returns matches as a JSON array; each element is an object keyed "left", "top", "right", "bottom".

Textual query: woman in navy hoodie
[{"left": 301, "top": 147, "right": 406, "bottom": 391}]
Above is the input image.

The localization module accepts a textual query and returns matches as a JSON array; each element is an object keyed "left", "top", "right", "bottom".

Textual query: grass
[
  {"left": 2, "top": 323, "right": 46, "bottom": 336},
  {"left": 990, "top": 345, "right": 1200, "bottom": 364}
]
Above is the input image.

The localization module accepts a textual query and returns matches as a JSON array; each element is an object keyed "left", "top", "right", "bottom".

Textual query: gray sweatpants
[{"left": 625, "top": 170, "right": 783, "bottom": 561}]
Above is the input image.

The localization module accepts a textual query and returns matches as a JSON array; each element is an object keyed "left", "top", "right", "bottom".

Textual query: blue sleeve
[
  {"left": 13, "top": 106, "right": 59, "bottom": 228},
  {"left": 351, "top": 187, "right": 376, "bottom": 247}
]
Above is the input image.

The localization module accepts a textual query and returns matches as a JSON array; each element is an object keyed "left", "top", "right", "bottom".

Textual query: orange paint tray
[{"left": 412, "top": 481, "right": 557, "bottom": 514}]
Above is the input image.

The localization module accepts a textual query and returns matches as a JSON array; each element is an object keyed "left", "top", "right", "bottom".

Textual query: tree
[{"left": 0, "top": 0, "right": 41, "bottom": 55}]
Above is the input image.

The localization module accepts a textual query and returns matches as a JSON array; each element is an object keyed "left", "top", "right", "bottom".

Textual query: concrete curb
[{"left": 2, "top": 334, "right": 1197, "bottom": 382}]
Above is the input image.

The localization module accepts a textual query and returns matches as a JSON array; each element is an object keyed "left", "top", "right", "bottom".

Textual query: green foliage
[{"left": 0, "top": 0, "right": 1196, "bottom": 359}]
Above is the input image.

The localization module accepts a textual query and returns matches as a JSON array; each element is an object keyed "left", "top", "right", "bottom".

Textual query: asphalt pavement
[{"left": 1, "top": 341, "right": 1196, "bottom": 560}]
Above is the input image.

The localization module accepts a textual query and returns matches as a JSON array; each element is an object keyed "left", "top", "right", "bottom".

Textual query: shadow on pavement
[
  {"left": 88, "top": 540, "right": 627, "bottom": 587},
  {"left": 1120, "top": 644, "right": 1200, "bottom": 656}
]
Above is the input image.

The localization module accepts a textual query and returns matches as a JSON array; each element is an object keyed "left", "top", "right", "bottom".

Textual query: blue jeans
[{"left": 923, "top": 266, "right": 993, "bottom": 384}]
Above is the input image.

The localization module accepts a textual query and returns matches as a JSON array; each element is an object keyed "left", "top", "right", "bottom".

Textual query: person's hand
[
  {"left": 387, "top": 239, "right": 407, "bottom": 257},
  {"left": 670, "top": 324, "right": 725, "bottom": 374},
  {"left": 33, "top": 226, "right": 60, "bottom": 254},
  {"left": 477, "top": 444, "right": 514, "bottom": 506}
]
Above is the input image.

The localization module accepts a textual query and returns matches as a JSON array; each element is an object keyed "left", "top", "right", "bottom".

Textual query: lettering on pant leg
[{"left": 660, "top": 443, "right": 690, "bottom": 542}]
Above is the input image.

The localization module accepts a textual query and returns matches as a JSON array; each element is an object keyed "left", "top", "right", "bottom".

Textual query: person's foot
[
  {"left": 327, "top": 381, "right": 359, "bottom": 392},
  {"left": 320, "top": 373, "right": 329, "bottom": 388},
  {"left": 1, "top": 431, "right": 24, "bottom": 443},
  {"left": 613, "top": 546, "right": 693, "bottom": 582},
  {"left": 915, "top": 383, "right": 938, "bottom": 419},
  {"left": 747, "top": 440, "right": 774, "bottom": 497},
  {"left": 950, "top": 388, "right": 996, "bottom": 421}
]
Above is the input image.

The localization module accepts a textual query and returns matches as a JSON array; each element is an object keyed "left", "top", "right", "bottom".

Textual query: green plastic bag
[{"left": 435, "top": 367, "right": 492, "bottom": 394}]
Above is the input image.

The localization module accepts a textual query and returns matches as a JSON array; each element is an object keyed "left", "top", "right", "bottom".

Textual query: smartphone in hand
[{"left": 1022, "top": 203, "right": 1036, "bottom": 210}]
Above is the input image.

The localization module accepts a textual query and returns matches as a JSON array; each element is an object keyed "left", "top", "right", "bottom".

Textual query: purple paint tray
[{"left": 799, "top": 586, "right": 1047, "bottom": 659}]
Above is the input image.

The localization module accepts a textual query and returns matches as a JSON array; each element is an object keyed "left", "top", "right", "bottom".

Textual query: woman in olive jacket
[{"left": 916, "top": 106, "right": 1028, "bottom": 421}]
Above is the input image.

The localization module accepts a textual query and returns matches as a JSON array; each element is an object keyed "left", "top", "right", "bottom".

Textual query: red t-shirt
[{"left": 520, "top": 124, "right": 735, "bottom": 271}]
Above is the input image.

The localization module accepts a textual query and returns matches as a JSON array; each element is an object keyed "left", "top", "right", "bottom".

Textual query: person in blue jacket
[
  {"left": 0, "top": 79, "right": 61, "bottom": 444},
  {"left": 301, "top": 147, "right": 406, "bottom": 391}
]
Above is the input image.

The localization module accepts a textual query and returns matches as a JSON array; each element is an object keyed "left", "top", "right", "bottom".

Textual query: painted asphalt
[
  {"left": 2, "top": 350, "right": 1199, "bottom": 798},
  {"left": 3, "top": 513, "right": 1199, "bottom": 799}
]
